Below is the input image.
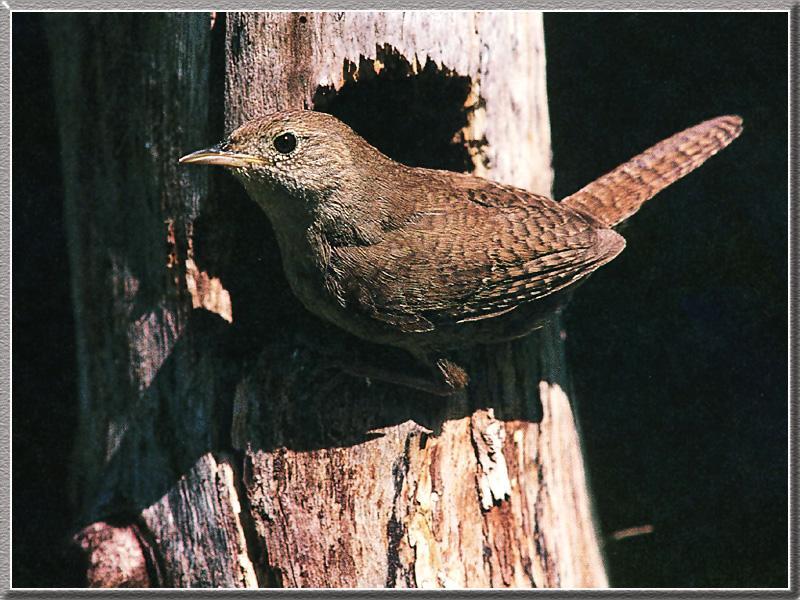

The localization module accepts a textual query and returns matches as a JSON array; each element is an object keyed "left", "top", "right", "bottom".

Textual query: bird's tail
[{"left": 562, "top": 115, "right": 743, "bottom": 228}]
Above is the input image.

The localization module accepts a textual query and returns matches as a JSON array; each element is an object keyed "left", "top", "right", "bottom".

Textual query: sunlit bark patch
[{"left": 185, "top": 258, "right": 233, "bottom": 323}]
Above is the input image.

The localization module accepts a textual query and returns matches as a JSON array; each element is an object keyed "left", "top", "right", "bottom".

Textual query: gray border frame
[
  {"left": 2, "top": 1, "right": 797, "bottom": 9},
  {"left": 3, "top": 3, "right": 796, "bottom": 600}
]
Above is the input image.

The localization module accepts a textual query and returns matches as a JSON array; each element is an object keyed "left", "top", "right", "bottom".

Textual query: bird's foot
[
  {"left": 334, "top": 357, "right": 468, "bottom": 397},
  {"left": 291, "top": 327, "right": 468, "bottom": 396}
]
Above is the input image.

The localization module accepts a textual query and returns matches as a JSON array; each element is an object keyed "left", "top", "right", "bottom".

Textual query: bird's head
[{"left": 180, "top": 110, "right": 377, "bottom": 208}]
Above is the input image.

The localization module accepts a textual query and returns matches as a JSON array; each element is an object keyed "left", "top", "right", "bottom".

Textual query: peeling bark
[
  {"left": 225, "top": 12, "right": 606, "bottom": 588},
  {"left": 46, "top": 12, "right": 249, "bottom": 587},
  {"left": 48, "top": 11, "right": 606, "bottom": 588}
]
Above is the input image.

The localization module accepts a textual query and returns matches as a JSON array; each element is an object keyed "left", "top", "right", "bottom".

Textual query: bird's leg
[
  {"left": 334, "top": 354, "right": 469, "bottom": 397},
  {"left": 431, "top": 357, "right": 470, "bottom": 393},
  {"left": 292, "top": 328, "right": 467, "bottom": 396}
]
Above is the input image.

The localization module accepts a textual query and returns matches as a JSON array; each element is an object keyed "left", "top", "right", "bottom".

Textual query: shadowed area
[
  {"left": 546, "top": 11, "right": 788, "bottom": 588},
  {"left": 313, "top": 44, "right": 480, "bottom": 173},
  {"left": 190, "top": 42, "right": 551, "bottom": 456},
  {"left": 12, "top": 12, "right": 787, "bottom": 589}
]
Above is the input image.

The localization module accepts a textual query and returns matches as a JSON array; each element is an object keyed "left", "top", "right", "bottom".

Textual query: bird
[{"left": 180, "top": 110, "right": 742, "bottom": 395}]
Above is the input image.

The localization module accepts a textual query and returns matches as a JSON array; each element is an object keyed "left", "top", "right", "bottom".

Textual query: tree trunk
[{"left": 47, "top": 11, "right": 607, "bottom": 588}]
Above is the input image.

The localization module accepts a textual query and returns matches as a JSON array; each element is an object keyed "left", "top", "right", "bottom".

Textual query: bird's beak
[{"left": 178, "top": 145, "right": 263, "bottom": 168}]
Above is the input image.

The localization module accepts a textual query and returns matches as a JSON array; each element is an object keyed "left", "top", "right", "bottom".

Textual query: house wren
[{"left": 180, "top": 110, "right": 742, "bottom": 394}]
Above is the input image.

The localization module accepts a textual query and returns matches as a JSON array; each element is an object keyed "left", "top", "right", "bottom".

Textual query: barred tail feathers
[{"left": 562, "top": 115, "right": 743, "bottom": 228}]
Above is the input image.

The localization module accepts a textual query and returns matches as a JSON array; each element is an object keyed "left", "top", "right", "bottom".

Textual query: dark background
[{"left": 12, "top": 12, "right": 788, "bottom": 588}]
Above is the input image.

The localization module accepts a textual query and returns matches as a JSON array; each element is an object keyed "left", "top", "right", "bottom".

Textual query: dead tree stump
[{"left": 47, "top": 11, "right": 607, "bottom": 588}]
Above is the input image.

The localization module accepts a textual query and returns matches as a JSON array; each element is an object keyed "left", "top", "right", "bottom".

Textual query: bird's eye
[{"left": 273, "top": 132, "right": 297, "bottom": 154}]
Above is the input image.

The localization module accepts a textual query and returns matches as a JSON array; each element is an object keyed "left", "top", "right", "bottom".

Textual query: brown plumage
[
  {"left": 180, "top": 111, "right": 742, "bottom": 394},
  {"left": 563, "top": 115, "right": 743, "bottom": 226}
]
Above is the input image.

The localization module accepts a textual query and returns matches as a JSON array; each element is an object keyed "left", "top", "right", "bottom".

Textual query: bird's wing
[{"left": 332, "top": 175, "right": 626, "bottom": 332}]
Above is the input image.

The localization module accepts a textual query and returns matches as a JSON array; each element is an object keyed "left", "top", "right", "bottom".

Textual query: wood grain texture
[
  {"left": 225, "top": 11, "right": 552, "bottom": 194},
  {"left": 47, "top": 11, "right": 606, "bottom": 588},
  {"left": 140, "top": 454, "right": 257, "bottom": 587},
  {"left": 47, "top": 13, "right": 252, "bottom": 587},
  {"left": 226, "top": 11, "right": 606, "bottom": 588}
]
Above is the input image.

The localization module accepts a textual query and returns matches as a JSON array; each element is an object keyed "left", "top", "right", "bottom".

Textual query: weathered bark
[
  {"left": 46, "top": 12, "right": 252, "bottom": 587},
  {"left": 47, "top": 11, "right": 607, "bottom": 588}
]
